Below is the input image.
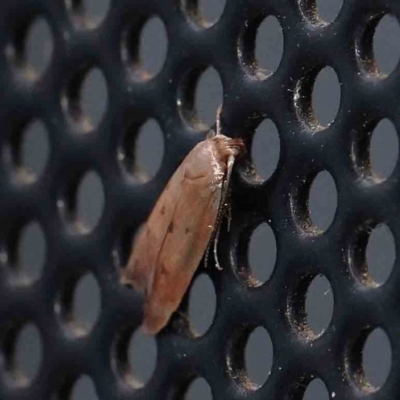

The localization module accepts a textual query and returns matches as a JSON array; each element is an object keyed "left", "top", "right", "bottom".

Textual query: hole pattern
[
  {"left": 66, "top": 0, "right": 110, "bottom": 29},
  {"left": 304, "top": 274, "right": 334, "bottom": 335},
  {"left": 244, "top": 327, "right": 273, "bottom": 389},
  {"left": 71, "top": 376, "right": 98, "bottom": 400},
  {"left": 248, "top": 222, "right": 276, "bottom": 284},
  {"left": 303, "top": 378, "right": 330, "bottom": 400},
  {"left": 71, "top": 273, "right": 101, "bottom": 334},
  {"left": 370, "top": 119, "right": 399, "bottom": 181},
  {"left": 188, "top": 274, "right": 216, "bottom": 336},
  {"left": 315, "top": 0, "right": 343, "bottom": 24},
  {"left": 193, "top": 67, "right": 223, "bottom": 129},
  {"left": 185, "top": 377, "right": 212, "bottom": 400},
  {"left": 127, "top": 330, "right": 157, "bottom": 386},
  {"left": 15, "top": 221, "right": 47, "bottom": 283},
  {"left": 373, "top": 15, "right": 400, "bottom": 76},
  {"left": 7, "top": 324, "right": 43, "bottom": 387},
  {"left": 183, "top": 0, "right": 226, "bottom": 28},
  {"left": 63, "top": 68, "right": 108, "bottom": 133},
  {"left": 122, "top": 16, "right": 168, "bottom": 80},
  {"left": 12, "top": 16, "right": 54, "bottom": 79},
  {"left": 76, "top": 171, "right": 105, "bottom": 232},
  {"left": 308, "top": 170, "right": 338, "bottom": 232},
  {"left": 251, "top": 119, "right": 280, "bottom": 182},
  {"left": 254, "top": 16, "right": 284, "bottom": 75},
  {"left": 362, "top": 328, "right": 392, "bottom": 390},
  {"left": 0, "top": 1, "right": 399, "bottom": 399},
  {"left": 311, "top": 67, "right": 341, "bottom": 129}
]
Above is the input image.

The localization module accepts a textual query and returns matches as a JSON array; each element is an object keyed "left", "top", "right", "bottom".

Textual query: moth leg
[
  {"left": 210, "top": 153, "right": 236, "bottom": 270},
  {"left": 225, "top": 198, "right": 232, "bottom": 232},
  {"left": 213, "top": 222, "right": 222, "bottom": 270},
  {"left": 204, "top": 238, "right": 211, "bottom": 268}
]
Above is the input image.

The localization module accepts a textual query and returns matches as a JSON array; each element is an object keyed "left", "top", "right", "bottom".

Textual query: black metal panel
[{"left": 0, "top": 0, "right": 399, "bottom": 399}]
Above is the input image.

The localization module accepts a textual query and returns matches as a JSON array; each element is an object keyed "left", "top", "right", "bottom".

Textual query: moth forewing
[{"left": 121, "top": 122, "right": 245, "bottom": 334}]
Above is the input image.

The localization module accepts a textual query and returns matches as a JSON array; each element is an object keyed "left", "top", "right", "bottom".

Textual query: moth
[{"left": 121, "top": 109, "right": 245, "bottom": 334}]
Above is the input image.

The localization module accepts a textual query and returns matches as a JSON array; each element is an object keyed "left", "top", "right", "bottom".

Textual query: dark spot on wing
[
  {"left": 160, "top": 206, "right": 166, "bottom": 215},
  {"left": 160, "top": 263, "right": 168, "bottom": 275},
  {"left": 185, "top": 227, "right": 190, "bottom": 234},
  {"left": 168, "top": 221, "right": 174, "bottom": 233}
]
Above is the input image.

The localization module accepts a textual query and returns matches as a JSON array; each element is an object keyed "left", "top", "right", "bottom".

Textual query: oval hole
[
  {"left": 185, "top": 377, "right": 213, "bottom": 400},
  {"left": 188, "top": 274, "right": 216, "bottom": 336},
  {"left": 303, "top": 378, "right": 330, "bottom": 400},
  {"left": 370, "top": 119, "right": 398, "bottom": 181},
  {"left": 71, "top": 273, "right": 101, "bottom": 335},
  {"left": 80, "top": 68, "right": 108, "bottom": 131},
  {"left": 138, "top": 17, "right": 168, "bottom": 78},
  {"left": 312, "top": 67, "right": 341, "bottom": 129},
  {"left": 315, "top": 0, "right": 343, "bottom": 23},
  {"left": 308, "top": 171, "right": 338, "bottom": 232},
  {"left": 198, "top": 0, "right": 226, "bottom": 25},
  {"left": 82, "top": 0, "right": 110, "bottom": 27},
  {"left": 248, "top": 223, "right": 276, "bottom": 284},
  {"left": 255, "top": 16, "right": 284, "bottom": 75},
  {"left": 128, "top": 329, "right": 157, "bottom": 386},
  {"left": 71, "top": 376, "right": 98, "bottom": 400},
  {"left": 251, "top": 119, "right": 280, "bottom": 181},
  {"left": 13, "top": 323, "right": 43, "bottom": 385},
  {"left": 76, "top": 171, "right": 105, "bottom": 232},
  {"left": 305, "top": 275, "right": 334, "bottom": 335},
  {"left": 373, "top": 15, "right": 400, "bottom": 76},
  {"left": 18, "top": 221, "right": 47, "bottom": 283},
  {"left": 134, "top": 119, "right": 165, "bottom": 182},
  {"left": 363, "top": 328, "right": 392, "bottom": 389},
  {"left": 183, "top": 0, "right": 226, "bottom": 27},
  {"left": 24, "top": 17, "right": 53, "bottom": 78},
  {"left": 20, "top": 120, "right": 50, "bottom": 181},
  {"left": 194, "top": 67, "right": 223, "bottom": 129},
  {"left": 67, "top": 0, "right": 110, "bottom": 29},
  {"left": 366, "top": 224, "right": 395, "bottom": 285},
  {"left": 244, "top": 327, "right": 273, "bottom": 389}
]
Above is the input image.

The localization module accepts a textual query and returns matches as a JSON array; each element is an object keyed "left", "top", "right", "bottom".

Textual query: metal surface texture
[{"left": 0, "top": 0, "right": 399, "bottom": 399}]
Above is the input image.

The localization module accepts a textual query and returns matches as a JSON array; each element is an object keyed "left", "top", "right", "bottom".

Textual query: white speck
[
  {"left": 57, "top": 200, "right": 64, "bottom": 210},
  {"left": 177, "top": 99, "right": 182, "bottom": 106},
  {"left": 332, "top": 392, "right": 336, "bottom": 398},
  {"left": 0, "top": 252, "right": 7, "bottom": 263}
]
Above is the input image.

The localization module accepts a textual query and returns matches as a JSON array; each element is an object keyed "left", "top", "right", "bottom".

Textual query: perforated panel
[{"left": 0, "top": 1, "right": 400, "bottom": 399}]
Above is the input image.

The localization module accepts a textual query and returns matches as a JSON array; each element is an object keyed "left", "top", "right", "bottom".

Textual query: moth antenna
[
  {"left": 204, "top": 239, "right": 211, "bottom": 268},
  {"left": 226, "top": 200, "right": 232, "bottom": 232},
  {"left": 213, "top": 222, "right": 222, "bottom": 270},
  {"left": 216, "top": 105, "right": 222, "bottom": 135}
]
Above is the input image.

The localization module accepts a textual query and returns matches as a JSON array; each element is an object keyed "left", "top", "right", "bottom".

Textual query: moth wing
[
  {"left": 142, "top": 174, "right": 223, "bottom": 333},
  {"left": 122, "top": 161, "right": 187, "bottom": 294}
]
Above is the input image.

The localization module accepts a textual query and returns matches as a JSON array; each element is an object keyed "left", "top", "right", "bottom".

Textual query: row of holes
[
  {"left": 13, "top": 8, "right": 400, "bottom": 84},
  {"left": 4, "top": 165, "right": 396, "bottom": 286},
  {"left": 8, "top": 105, "right": 399, "bottom": 190},
  {"left": 3, "top": 311, "right": 391, "bottom": 396},
  {"left": 5, "top": 200, "right": 396, "bottom": 286},
  {"left": 57, "top": 0, "right": 346, "bottom": 29}
]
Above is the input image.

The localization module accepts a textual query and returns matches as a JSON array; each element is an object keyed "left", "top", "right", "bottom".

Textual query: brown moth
[{"left": 121, "top": 108, "right": 245, "bottom": 334}]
